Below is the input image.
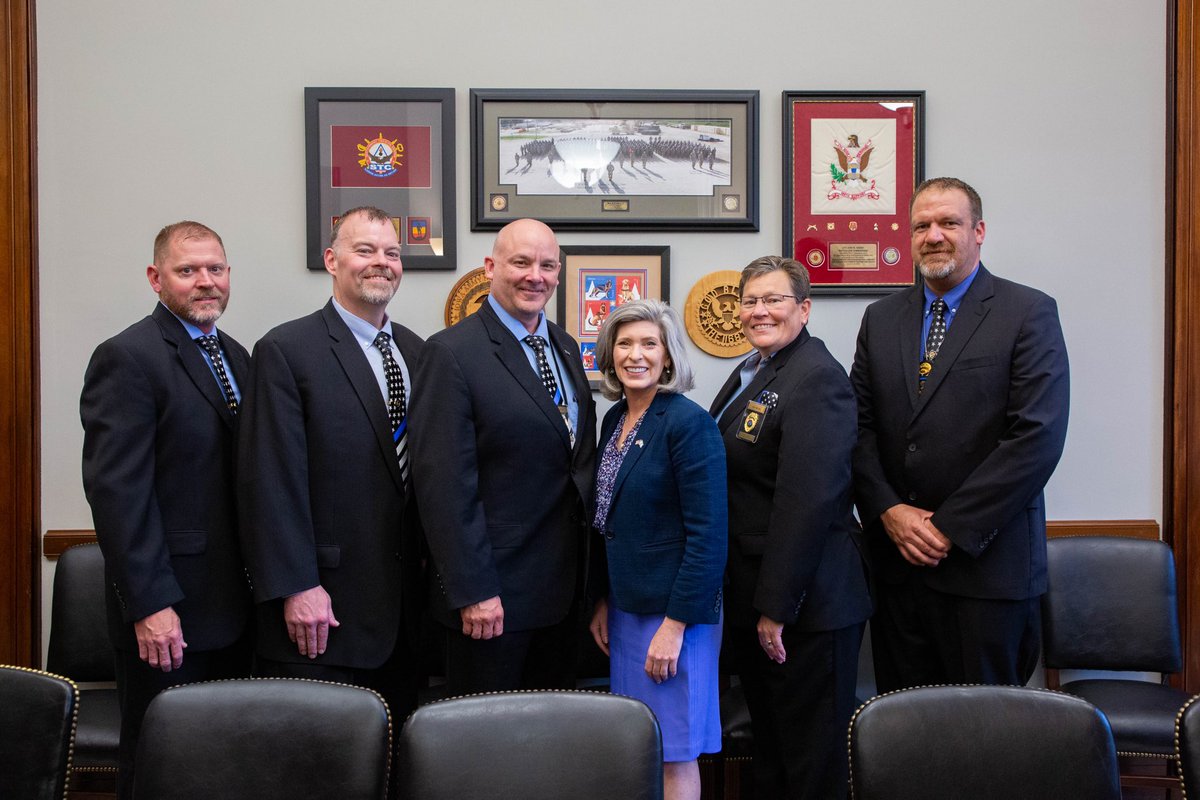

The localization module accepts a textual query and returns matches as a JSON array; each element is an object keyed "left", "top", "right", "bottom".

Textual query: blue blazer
[{"left": 594, "top": 391, "right": 727, "bottom": 624}]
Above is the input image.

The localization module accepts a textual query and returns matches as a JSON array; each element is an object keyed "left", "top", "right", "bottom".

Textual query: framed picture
[
  {"left": 472, "top": 89, "right": 758, "bottom": 231},
  {"left": 557, "top": 245, "right": 670, "bottom": 388},
  {"left": 783, "top": 91, "right": 924, "bottom": 294},
  {"left": 305, "top": 87, "right": 456, "bottom": 271}
]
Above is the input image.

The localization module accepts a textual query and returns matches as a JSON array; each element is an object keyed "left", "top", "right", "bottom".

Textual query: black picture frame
[
  {"left": 305, "top": 87, "right": 456, "bottom": 271},
  {"left": 472, "top": 89, "right": 758, "bottom": 232}
]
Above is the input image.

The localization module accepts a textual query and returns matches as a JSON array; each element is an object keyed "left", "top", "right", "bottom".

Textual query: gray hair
[
  {"left": 594, "top": 299, "right": 695, "bottom": 401},
  {"left": 738, "top": 255, "right": 811, "bottom": 300}
]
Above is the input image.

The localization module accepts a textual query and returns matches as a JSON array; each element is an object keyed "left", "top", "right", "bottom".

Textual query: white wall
[{"left": 36, "top": 0, "right": 1166, "bottom": 653}]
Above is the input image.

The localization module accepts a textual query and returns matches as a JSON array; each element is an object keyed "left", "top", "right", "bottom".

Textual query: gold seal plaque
[
  {"left": 444, "top": 267, "right": 492, "bottom": 328},
  {"left": 684, "top": 270, "right": 752, "bottom": 358}
]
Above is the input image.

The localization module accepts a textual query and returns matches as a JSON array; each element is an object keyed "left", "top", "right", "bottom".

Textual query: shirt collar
[
  {"left": 924, "top": 262, "right": 980, "bottom": 315},
  {"left": 332, "top": 296, "right": 390, "bottom": 348},
  {"left": 487, "top": 294, "right": 550, "bottom": 342}
]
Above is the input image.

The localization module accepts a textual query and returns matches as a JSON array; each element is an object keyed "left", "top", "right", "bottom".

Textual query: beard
[
  {"left": 357, "top": 273, "right": 399, "bottom": 306},
  {"left": 163, "top": 291, "right": 226, "bottom": 327},
  {"left": 917, "top": 250, "right": 959, "bottom": 281}
]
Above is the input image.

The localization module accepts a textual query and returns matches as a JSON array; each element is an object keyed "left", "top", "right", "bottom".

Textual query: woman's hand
[
  {"left": 645, "top": 617, "right": 686, "bottom": 683},
  {"left": 589, "top": 598, "right": 610, "bottom": 656}
]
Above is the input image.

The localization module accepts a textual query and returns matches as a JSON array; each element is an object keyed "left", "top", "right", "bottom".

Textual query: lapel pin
[{"left": 635, "top": 439, "right": 644, "bottom": 448}]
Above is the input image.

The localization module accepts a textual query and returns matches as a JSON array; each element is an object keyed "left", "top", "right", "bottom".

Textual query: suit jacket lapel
[
  {"left": 481, "top": 304, "right": 573, "bottom": 450},
  {"left": 912, "top": 267, "right": 994, "bottom": 417},
  {"left": 898, "top": 286, "right": 924, "bottom": 409},
  {"left": 609, "top": 394, "right": 667, "bottom": 505},
  {"left": 322, "top": 302, "right": 405, "bottom": 493},
  {"left": 710, "top": 360, "right": 748, "bottom": 422},
  {"left": 152, "top": 304, "right": 235, "bottom": 429},
  {"left": 714, "top": 330, "right": 808, "bottom": 433}
]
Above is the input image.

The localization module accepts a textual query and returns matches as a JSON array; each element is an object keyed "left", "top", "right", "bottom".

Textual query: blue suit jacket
[{"left": 594, "top": 391, "right": 727, "bottom": 624}]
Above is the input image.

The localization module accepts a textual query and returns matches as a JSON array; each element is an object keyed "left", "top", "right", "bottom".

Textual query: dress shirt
[
  {"left": 919, "top": 263, "right": 980, "bottom": 361},
  {"left": 164, "top": 302, "right": 241, "bottom": 403},
  {"left": 331, "top": 298, "right": 413, "bottom": 407}
]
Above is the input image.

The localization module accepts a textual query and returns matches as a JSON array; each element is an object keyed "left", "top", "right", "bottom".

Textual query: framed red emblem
[
  {"left": 306, "top": 87, "right": 456, "bottom": 271},
  {"left": 783, "top": 91, "right": 924, "bottom": 294}
]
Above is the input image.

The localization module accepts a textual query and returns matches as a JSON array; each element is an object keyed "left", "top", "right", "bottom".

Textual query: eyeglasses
[{"left": 739, "top": 294, "right": 800, "bottom": 310}]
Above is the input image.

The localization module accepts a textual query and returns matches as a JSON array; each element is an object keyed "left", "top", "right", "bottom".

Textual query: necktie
[
  {"left": 373, "top": 332, "right": 409, "bottom": 482},
  {"left": 196, "top": 335, "right": 238, "bottom": 414},
  {"left": 918, "top": 298, "right": 948, "bottom": 394},
  {"left": 523, "top": 334, "right": 573, "bottom": 444}
]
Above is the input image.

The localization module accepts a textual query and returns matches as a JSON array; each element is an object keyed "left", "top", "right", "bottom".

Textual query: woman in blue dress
[{"left": 587, "top": 299, "right": 728, "bottom": 800}]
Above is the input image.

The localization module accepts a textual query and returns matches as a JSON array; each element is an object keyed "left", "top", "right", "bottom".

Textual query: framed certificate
[{"left": 783, "top": 91, "right": 924, "bottom": 294}]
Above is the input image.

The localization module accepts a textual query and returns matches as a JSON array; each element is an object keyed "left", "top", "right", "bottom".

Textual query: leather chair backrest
[
  {"left": 1042, "top": 535, "right": 1181, "bottom": 672},
  {"left": 398, "top": 690, "right": 663, "bottom": 800},
  {"left": 849, "top": 685, "right": 1120, "bottom": 800},
  {"left": 47, "top": 543, "right": 114, "bottom": 681},
  {"left": 0, "top": 665, "right": 77, "bottom": 800},
  {"left": 1176, "top": 694, "right": 1200, "bottom": 793},
  {"left": 133, "top": 678, "right": 390, "bottom": 800}
]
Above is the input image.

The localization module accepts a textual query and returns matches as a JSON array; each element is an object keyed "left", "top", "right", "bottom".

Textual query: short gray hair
[
  {"left": 738, "top": 255, "right": 811, "bottom": 300},
  {"left": 594, "top": 299, "right": 695, "bottom": 401}
]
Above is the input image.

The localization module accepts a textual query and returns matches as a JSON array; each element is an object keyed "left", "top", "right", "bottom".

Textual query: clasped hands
[{"left": 882, "top": 503, "right": 952, "bottom": 567}]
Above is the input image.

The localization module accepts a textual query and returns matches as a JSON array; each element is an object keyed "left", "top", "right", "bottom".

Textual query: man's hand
[
  {"left": 757, "top": 615, "right": 787, "bottom": 664},
  {"left": 461, "top": 596, "right": 504, "bottom": 640},
  {"left": 284, "top": 585, "right": 339, "bottom": 658},
  {"left": 135, "top": 606, "right": 186, "bottom": 672},
  {"left": 589, "top": 598, "right": 610, "bottom": 656},
  {"left": 881, "top": 503, "right": 952, "bottom": 566}
]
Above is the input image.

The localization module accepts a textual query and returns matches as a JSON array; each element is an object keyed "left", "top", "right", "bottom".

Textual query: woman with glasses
[{"left": 709, "top": 256, "right": 872, "bottom": 799}]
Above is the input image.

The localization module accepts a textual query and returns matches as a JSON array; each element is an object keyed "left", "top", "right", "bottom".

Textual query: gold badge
[
  {"left": 444, "top": 267, "right": 492, "bottom": 328},
  {"left": 683, "top": 271, "right": 752, "bottom": 358},
  {"left": 918, "top": 361, "right": 932, "bottom": 376},
  {"left": 736, "top": 401, "right": 768, "bottom": 443}
]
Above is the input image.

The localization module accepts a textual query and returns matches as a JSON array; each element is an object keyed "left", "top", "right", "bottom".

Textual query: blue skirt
[{"left": 608, "top": 602, "right": 722, "bottom": 762}]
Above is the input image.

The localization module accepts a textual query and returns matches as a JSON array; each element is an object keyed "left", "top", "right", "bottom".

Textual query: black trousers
[
  {"left": 442, "top": 611, "right": 578, "bottom": 697},
  {"left": 870, "top": 573, "right": 1042, "bottom": 693},
  {"left": 728, "top": 621, "right": 864, "bottom": 800},
  {"left": 115, "top": 636, "right": 251, "bottom": 800}
]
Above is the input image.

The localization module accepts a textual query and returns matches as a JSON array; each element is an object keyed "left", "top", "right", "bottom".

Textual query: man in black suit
[
  {"left": 851, "top": 177, "right": 1070, "bottom": 691},
  {"left": 410, "top": 218, "right": 596, "bottom": 696},
  {"left": 82, "top": 221, "right": 252, "bottom": 799},
  {"left": 711, "top": 256, "right": 871, "bottom": 799},
  {"left": 238, "top": 206, "right": 423, "bottom": 721}
]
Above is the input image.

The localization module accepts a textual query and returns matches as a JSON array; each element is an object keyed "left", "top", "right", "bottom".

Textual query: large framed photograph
[
  {"left": 472, "top": 89, "right": 758, "bottom": 231},
  {"left": 783, "top": 91, "right": 924, "bottom": 294},
  {"left": 305, "top": 87, "right": 456, "bottom": 271},
  {"left": 557, "top": 245, "right": 670, "bottom": 388}
]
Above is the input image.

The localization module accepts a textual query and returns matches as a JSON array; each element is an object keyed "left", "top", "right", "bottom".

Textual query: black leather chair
[
  {"left": 133, "top": 678, "right": 391, "bottom": 799},
  {"left": 1042, "top": 535, "right": 1191, "bottom": 789},
  {"left": 0, "top": 665, "right": 78, "bottom": 800},
  {"left": 46, "top": 542, "right": 120, "bottom": 789},
  {"left": 398, "top": 690, "right": 663, "bottom": 800},
  {"left": 848, "top": 684, "right": 1120, "bottom": 800},
  {"left": 1175, "top": 693, "right": 1200, "bottom": 794}
]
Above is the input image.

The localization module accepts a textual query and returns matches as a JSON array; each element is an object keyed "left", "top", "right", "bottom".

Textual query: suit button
[
  {"left": 907, "top": 443, "right": 917, "bottom": 452},
  {"left": 605, "top": 530, "right": 615, "bottom": 541},
  {"left": 908, "top": 492, "right": 918, "bottom": 502}
]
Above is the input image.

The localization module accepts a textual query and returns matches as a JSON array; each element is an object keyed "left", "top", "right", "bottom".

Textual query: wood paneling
[
  {"left": 1046, "top": 520, "right": 1160, "bottom": 540},
  {"left": 0, "top": 0, "right": 39, "bottom": 667},
  {"left": 1169, "top": 0, "right": 1200, "bottom": 692}
]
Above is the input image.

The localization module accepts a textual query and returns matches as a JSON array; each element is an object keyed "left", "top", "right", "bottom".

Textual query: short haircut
[
  {"left": 329, "top": 206, "right": 394, "bottom": 248},
  {"left": 738, "top": 255, "right": 811, "bottom": 301},
  {"left": 594, "top": 299, "right": 695, "bottom": 401},
  {"left": 911, "top": 177, "right": 983, "bottom": 225},
  {"left": 153, "top": 221, "right": 224, "bottom": 265}
]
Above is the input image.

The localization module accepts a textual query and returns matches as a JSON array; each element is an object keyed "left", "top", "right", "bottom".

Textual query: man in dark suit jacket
[
  {"left": 710, "top": 256, "right": 871, "bottom": 799},
  {"left": 851, "top": 177, "right": 1070, "bottom": 691},
  {"left": 410, "top": 218, "right": 596, "bottom": 695},
  {"left": 82, "top": 221, "right": 252, "bottom": 799},
  {"left": 237, "top": 207, "right": 423, "bottom": 723}
]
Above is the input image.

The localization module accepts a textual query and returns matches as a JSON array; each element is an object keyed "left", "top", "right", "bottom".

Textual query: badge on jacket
[{"left": 736, "top": 390, "right": 779, "bottom": 444}]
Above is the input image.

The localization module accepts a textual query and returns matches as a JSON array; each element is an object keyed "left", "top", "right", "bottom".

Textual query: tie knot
[
  {"left": 374, "top": 331, "right": 392, "bottom": 350},
  {"left": 930, "top": 298, "right": 948, "bottom": 316},
  {"left": 523, "top": 334, "right": 548, "bottom": 353},
  {"left": 196, "top": 335, "right": 220, "bottom": 355}
]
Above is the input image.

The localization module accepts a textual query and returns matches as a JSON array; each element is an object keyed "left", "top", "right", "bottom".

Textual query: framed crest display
[
  {"left": 472, "top": 89, "right": 759, "bottom": 231},
  {"left": 783, "top": 91, "right": 924, "bottom": 294},
  {"left": 557, "top": 245, "right": 669, "bottom": 388},
  {"left": 305, "top": 87, "right": 456, "bottom": 271}
]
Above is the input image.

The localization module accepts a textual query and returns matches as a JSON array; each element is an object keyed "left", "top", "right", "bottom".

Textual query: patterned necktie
[
  {"left": 918, "top": 298, "right": 948, "bottom": 395},
  {"left": 523, "top": 334, "right": 573, "bottom": 444},
  {"left": 373, "top": 332, "right": 409, "bottom": 482},
  {"left": 196, "top": 335, "right": 238, "bottom": 414}
]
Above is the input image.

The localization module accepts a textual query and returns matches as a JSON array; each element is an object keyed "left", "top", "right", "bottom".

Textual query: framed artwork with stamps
[
  {"left": 783, "top": 91, "right": 924, "bottom": 294},
  {"left": 305, "top": 87, "right": 457, "bottom": 271},
  {"left": 557, "top": 245, "right": 669, "bottom": 388},
  {"left": 472, "top": 89, "right": 758, "bottom": 231}
]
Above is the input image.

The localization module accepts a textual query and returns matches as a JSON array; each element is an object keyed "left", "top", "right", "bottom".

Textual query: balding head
[{"left": 484, "top": 218, "right": 561, "bottom": 333}]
